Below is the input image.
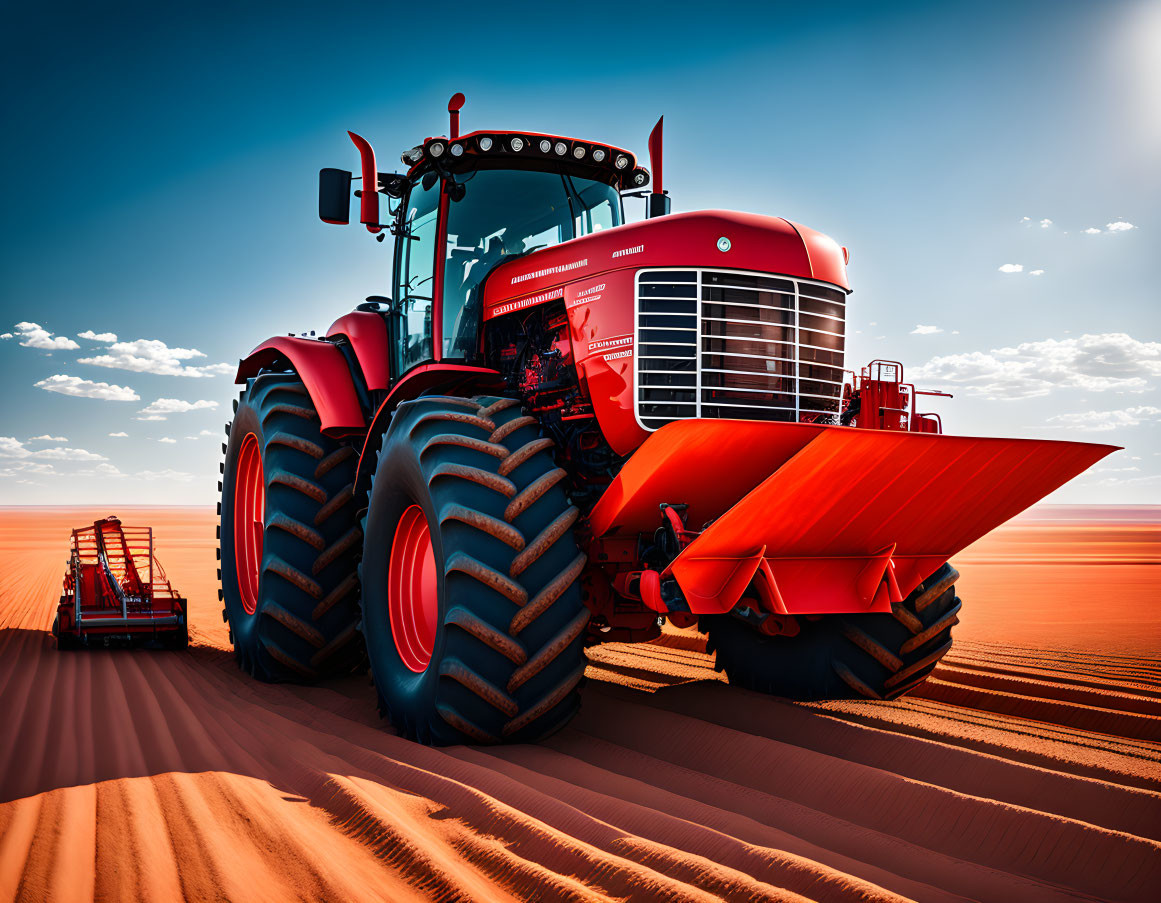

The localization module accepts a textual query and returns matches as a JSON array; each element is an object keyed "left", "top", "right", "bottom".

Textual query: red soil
[{"left": 1, "top": 506, "right": 1158, "bottom": 902}]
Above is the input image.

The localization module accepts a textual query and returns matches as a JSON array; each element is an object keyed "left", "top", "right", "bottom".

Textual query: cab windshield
[{"left": 442, "top": 168, "right": 622, "bottom": 358}]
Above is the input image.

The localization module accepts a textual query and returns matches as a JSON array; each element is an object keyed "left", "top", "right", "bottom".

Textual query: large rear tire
[
  {"left": 360, "top": 395, "right": 588, "bottom": 745},
  {"left": 703, "top": 563, "right": 961, "bottom": 700},
  {"left": 219, "top": 373, "right": 363, "bottom": 682}
]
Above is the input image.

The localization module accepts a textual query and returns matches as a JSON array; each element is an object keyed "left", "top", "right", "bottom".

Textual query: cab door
[{"left": 392, "top": 178, "right": 443, "bottom": 376}]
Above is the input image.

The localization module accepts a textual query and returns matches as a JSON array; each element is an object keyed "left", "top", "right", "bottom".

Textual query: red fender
[
  {"left": 353, "top": 362, "right": 505, "bottom": 493},
  {"left": 236, "top": 337, "right": 365, "bottom": 435},
  {"left": 326, "top": 312, "right": 391, "bottom": 391}
]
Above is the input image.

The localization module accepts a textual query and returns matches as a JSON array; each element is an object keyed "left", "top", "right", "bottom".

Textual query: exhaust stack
[
  {"left": 646, "top": 116, "right": 670, "bottom": 218},
  {"left": 448, "top": 92, "right": 465, "bottom": 140}
]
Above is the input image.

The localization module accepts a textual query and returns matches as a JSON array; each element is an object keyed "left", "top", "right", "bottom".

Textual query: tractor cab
[
  {"left": 393, "top": 151, "right": 628, "bottom": 373},
  {"left": 320, "top": 94, "right": 649, "bottom": 382}
]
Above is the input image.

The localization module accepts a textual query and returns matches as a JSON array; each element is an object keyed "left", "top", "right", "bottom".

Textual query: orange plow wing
[{"left": 588, "top": 421, "right": 1116, "bottom": 615}]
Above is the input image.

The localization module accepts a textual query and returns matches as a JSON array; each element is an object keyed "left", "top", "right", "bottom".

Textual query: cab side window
[{"left": 394, "top": 180, "right": 440, "bottom": 373}]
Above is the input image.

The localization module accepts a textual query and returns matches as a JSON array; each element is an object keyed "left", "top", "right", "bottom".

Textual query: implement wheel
[
  {"left": 703, "top": 563, "right": 961, "bottom": 700},
  {"left": 360, "top": 395, "right": 588, "bottom": 745},
  {"left": 219, "top": 373, "right": 363, "bottom": 681}
]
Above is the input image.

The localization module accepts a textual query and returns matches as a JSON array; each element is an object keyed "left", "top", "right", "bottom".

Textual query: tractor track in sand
[{"left": 0, "top": 507, "right": 1158, "bottom": 902}]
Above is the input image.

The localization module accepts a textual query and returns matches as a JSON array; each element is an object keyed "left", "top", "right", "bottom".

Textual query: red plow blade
[{"left": 588, "top": 421, "right": 1116, "bottom": 615}]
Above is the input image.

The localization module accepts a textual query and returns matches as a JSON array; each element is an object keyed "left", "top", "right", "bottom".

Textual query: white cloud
[
  {"left": 0, "top": 461, "right": 55, "bottom": 478},
  {"left": 911, "top": 324, "right": 944, "bottom": 335},
  {"left": 1106, "top": 221, "right": 1136, "bottom": 232},
  {"left": 78, "top": 337, "right": 232, "bottom": 378},
  {"left": 135, "top": 397, "right": 219, "bottom": 420},
  {"left": 1083, "top": 227, "right": 1102, "bottom": 234},
  {"left": 28, "top": 435, "right": 67, "bottom": 442},
  {"left": 1039, "top": 218, "right": 1053, "bottom": 228},
  {"left": 911, "top": 332, "right": 1161, "bottom": 400},
  {"left": 1020, "top": 216, "right": 1031, "bottom": 222},
  {"left": 158, "top": 437, "right": 177, "bottom": 444},
  {"left": 136, "top": 469, "right": 196, "bottom": 482},
  {"left": 0, "top": 437, "right": 30, "bottom": 459},
  {"left": 78, "top": 330, "right": 117, "bottom": 342},
  {"left": 198, "top": 429, "right": 214, "bottom": 436},
  {"left": 108, "top": 431, "right": 129, "bottom": 438},
  {"left": 8, "top": 322, "right": 79, "bottom": 351},
  {"left": 1030, "top": 269, "right": 1045, "bottom": 276},
  {"left": 72, "top": 463, "right": 125, "bottom": 478},
  {"left": 1089, "top": 473, "right": 1161, "bottom": 489},
  {"left": 0, "top": 333, "right": 11, "bottom": 339},
  {"left": 1, "top": 438, "right": 107, "bottom": 463},
  {"left": 998, "top": 263, "right": 1024, "bottom": 273},
  {"left": 35, "top": 375, "right": 140, "bottom": 401},
  {"left": 33, "top": 447, "right": 107, "bottom": 462},
  {"left": 1047, "top": 405, "right": 1161, "bottom": 432}
]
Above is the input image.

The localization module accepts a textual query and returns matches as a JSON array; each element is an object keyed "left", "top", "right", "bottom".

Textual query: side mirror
[{"left": 319, "top": 168, "right": 352, "bottom": 225}]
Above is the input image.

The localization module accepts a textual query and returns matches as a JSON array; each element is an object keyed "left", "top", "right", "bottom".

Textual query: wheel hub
[
  {"left": 388, "top": 504, "right": 438, "bottom": 672},
  {"left": 233, "top": 432, "right": 264, "bottom": 616}
]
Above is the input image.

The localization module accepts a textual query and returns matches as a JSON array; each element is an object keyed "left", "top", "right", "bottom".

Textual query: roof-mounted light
[
  {"left": 554, "top": 141, "right": 567, "bottom": 155},
  {"left": 509, "top": 136, "right": 525, "bottom": 152},
  {"left": 538, "top": 138, "right": 552, "bottom": 153},
  {"left": 478, "top": 136, "right": 493, "bottom": 151},
  {"left": 614, "top": 154, "right": 630, "bottom": 170},
  {"left": 428, "top": 141, "right": 446, "bottom": 158},
  {"left": 631, "top": 168, "right": 649, "bottom": 187},
  {"left": 449, "top": 143, "right": 464, "bottom": 157},
  {"left": 592, "top": 148, "right": 607, "bottom": 162},
  {"left": 572, "top": 145, "right": 586, "bottom": 159},
  {"left": 402, "top": 146, "right": 424, "bottom": 165}
]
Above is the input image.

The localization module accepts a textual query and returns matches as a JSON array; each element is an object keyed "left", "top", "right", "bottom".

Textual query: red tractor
[
  {"left": 217, "top": 95, "right": 1114, "bottom": 744},
  {"left": 54, "top": 517, "right": 188, "bottom": 649}
]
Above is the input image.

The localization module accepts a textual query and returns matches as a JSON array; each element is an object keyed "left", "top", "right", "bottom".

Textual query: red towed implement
[{"left": 53, "top": 517, "right": 188, "bottom": 650}]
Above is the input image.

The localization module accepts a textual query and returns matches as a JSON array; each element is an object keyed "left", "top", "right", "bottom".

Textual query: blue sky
[{"left": 1, "top": 0, "right": 1158, "bottom": 504}]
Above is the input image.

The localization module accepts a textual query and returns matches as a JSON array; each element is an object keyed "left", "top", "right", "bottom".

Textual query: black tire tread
[
  {"left": 219, "top": 373, "right": 363, "bottom": 682},
  {"left": 704, "top": 563, "right": 961, "bottom": 701},
  {"left": 362, "top": 394, "right": 588, "bottom": 745}
]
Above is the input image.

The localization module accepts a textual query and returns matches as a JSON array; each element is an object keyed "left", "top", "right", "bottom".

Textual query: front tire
[
  {"left": 219, "top": 373, "right": 363, "bottom": 682},
  {"left": 360, "top": 395, "right": 589, "bottom": 745},
  {"left": 703, "top": 563, "right": 961, "bottom": 700}
]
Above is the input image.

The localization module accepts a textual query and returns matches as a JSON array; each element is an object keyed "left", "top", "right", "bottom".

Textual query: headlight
[
  {"left": 509, "top": 136, "right": 524, "bottom": 152},
  {"left": 428, "top": 141, "right": 445, "bottom": 158},
  {"left": 478, "top": 136, "right": 493, "bottom": 151},
  {"left": 572, "top": 145, "right": 586, "bottom": 159},
  {"left": 554, "top": 141, "right": 567, "bottom": 155},
  {"left": 614, "top": 154, "right": 630, "bottom": 170},
  {"left": 449, "top": 143, "right": 464, "bottom": 157},
  {"left": 539, "top": 139, "right": 552, "bottom": 153},
  {"left": 592, "top": 148, "right": 607, "bottom": 162}
]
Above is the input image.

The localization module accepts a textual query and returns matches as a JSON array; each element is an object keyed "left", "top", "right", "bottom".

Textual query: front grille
[{"left": 635, "top": 268, "right": 847, "bottom": 430}]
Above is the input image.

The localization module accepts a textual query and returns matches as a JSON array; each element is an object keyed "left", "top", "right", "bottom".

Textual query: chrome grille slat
[{"left": 635, "top": 268, "right": 847, "bottom": 430}]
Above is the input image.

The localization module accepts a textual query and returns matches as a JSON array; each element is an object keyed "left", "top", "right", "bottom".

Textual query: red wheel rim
[
  {"left": 233, "top": 432, "right": 264, "bottom": 616},
  {"left": 388, "top": 504, "right": 438, "bottom": 672}
]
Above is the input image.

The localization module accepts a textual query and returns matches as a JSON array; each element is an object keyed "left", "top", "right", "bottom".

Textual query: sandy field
[{"left": 0, "top": 505, "right": 1158, "bottom": 902}]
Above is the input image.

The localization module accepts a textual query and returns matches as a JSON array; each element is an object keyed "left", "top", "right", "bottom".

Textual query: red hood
[{"left": 482, "top": 209, "right": 849, "bottom": 317}]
